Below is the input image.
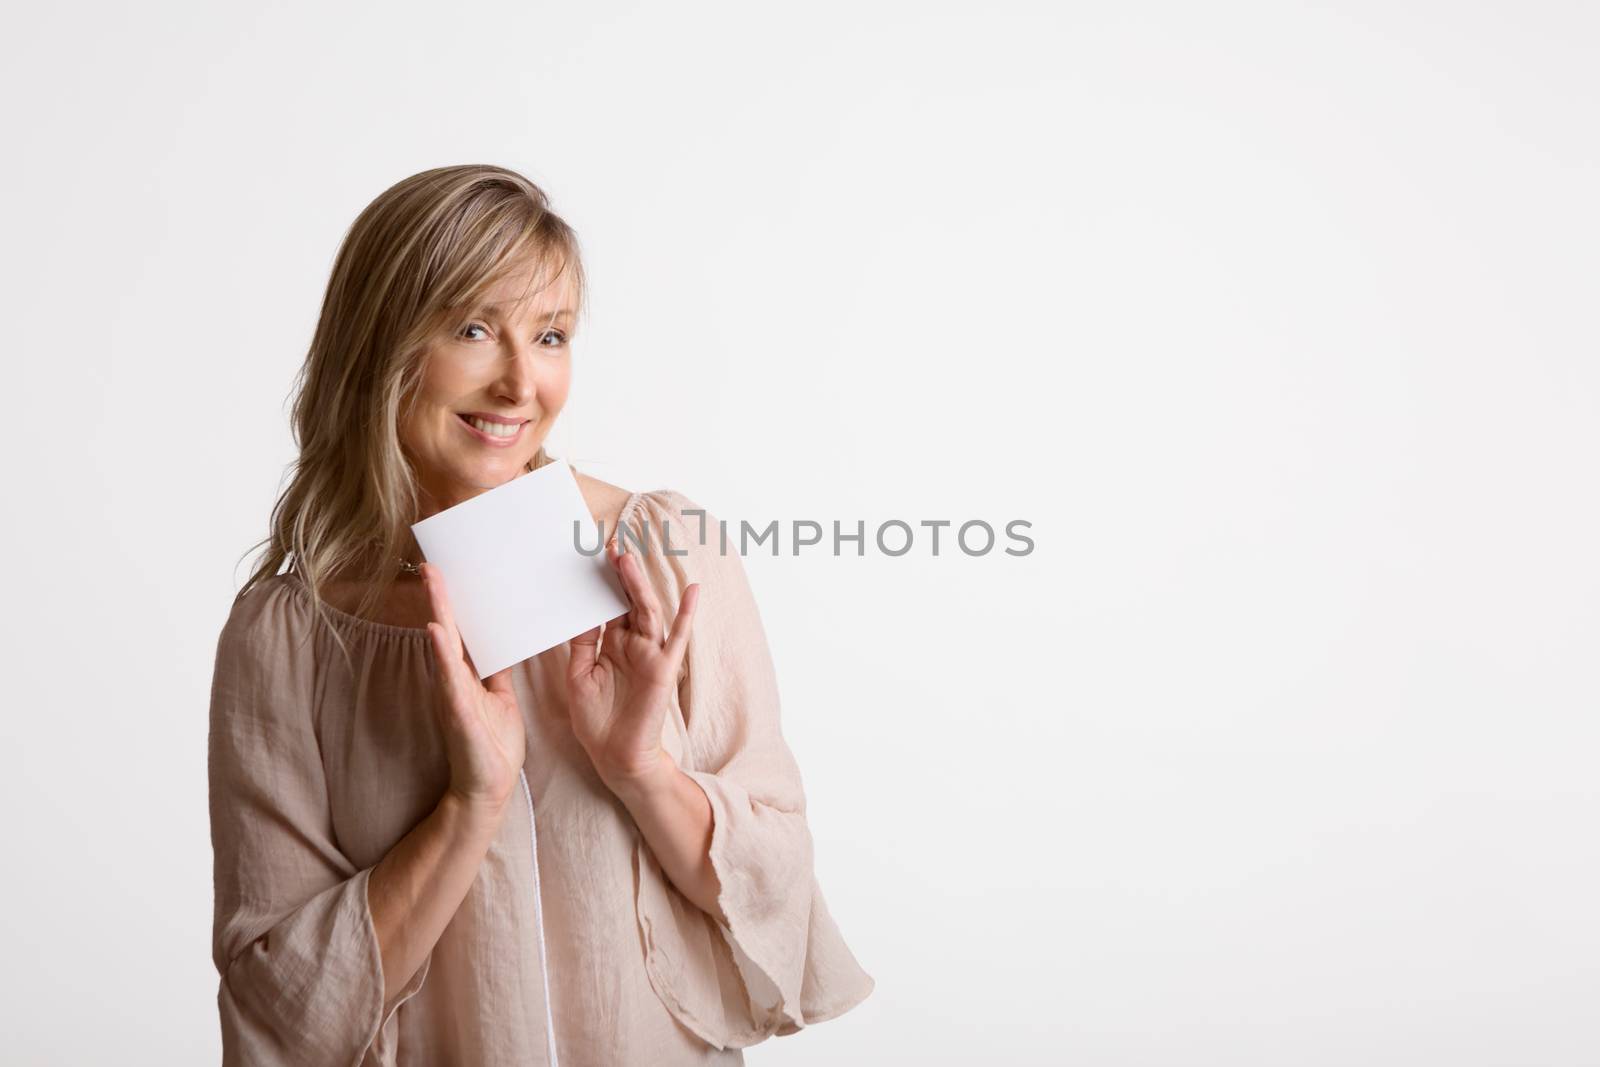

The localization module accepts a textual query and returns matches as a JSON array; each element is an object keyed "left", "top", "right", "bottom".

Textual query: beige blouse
[{"left": 207, "top": 487, "right": 875, "bottom": 1066}]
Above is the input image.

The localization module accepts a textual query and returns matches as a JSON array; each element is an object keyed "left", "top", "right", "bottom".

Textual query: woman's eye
[{"left": 456, "top": 322, "right": 567, "bottom": 347}]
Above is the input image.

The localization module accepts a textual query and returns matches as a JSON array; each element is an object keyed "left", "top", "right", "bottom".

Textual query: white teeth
[{"left": 468, "top": 417, "right": 520, "bottom": 438}]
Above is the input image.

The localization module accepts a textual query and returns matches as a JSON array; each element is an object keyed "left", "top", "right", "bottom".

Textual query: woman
[{"left": 208, "top": 164, "right": 874, "bottom": 1066}]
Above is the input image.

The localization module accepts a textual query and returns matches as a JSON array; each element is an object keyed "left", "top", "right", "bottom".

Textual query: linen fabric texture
[{"left": 207, "top": 489, "right": 874, "bottom": 1066}]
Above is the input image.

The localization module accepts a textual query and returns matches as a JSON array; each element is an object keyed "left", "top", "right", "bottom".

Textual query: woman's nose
[{"left": 491, "top": 343, "right": 537, "bottom": 405}]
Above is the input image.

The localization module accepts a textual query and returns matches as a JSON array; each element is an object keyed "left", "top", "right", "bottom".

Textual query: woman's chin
[{"left": 434, "top": 457, "right": 537, "bottom": 499}]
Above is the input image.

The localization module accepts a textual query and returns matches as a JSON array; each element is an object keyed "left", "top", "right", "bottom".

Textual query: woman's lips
[{"left": 458, "top": 413, "right": 527, "bottom": 446}]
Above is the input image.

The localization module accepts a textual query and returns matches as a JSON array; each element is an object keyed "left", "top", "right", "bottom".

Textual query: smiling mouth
[{"left": 458, "top": 413, "right": 527, "bottom": 440}]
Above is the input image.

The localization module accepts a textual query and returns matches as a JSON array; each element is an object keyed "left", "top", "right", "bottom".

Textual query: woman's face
[{"left": 400, "top": 263, "right": 576, "bottom": 514}]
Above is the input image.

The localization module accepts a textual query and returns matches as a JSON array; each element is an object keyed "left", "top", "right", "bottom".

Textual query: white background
[{"left": 2, "top": 2, "right": 1596, "bottom": 1064}]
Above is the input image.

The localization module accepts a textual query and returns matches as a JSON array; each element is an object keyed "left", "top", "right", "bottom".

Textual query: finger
[
  {"left": 613, "top": 543, "right": 662, "bottom": 642},
  {"left": 421, "top": 563, "right": 464, "bottom": 657},
  {"left": 423, "top": 563, "right": 478, "bottom": 703},
  {"left": 598, "top": 619, "right": 624, "bottom": 670},
  {"left": 427, "top": 621, "right": 471, "bottom": 708},
  {"left": 461, "top": 643, "right": 488, "bottom": 681},
  {"left": 570, "top": 624, "right": 600, "bottom": 678},
  {"left": 663, "top": 582, "right": 700, "bottom": 666},
  {"left": 602, "top": 540, "right": 631, "bottom": 633}
]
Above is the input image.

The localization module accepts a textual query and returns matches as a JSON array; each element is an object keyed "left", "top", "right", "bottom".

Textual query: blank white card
[{"left": 410, "top": 460, "right": 631, "bottom": 678}]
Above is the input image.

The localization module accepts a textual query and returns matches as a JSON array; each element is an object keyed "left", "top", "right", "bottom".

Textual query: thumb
[{"left": 484, "top": 666, "right": 515, "bottom": 699}]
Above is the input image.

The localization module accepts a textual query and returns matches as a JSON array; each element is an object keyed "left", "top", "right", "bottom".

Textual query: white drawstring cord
[{"left": 519, "top": 767, "right": 560, "bottom": 1066}]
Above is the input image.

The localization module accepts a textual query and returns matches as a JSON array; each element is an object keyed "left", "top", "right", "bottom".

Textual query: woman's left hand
[{"left": 567, "top": 537, "right": 701, "bottom": 789}]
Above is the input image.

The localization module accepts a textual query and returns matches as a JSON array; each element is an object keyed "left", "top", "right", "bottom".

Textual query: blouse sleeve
[
  {"left": 627, "top": 491, "right": 876, "bottom": 1050},
  {"left": 207, "top": 580, "right": 431, "bottom": 1067}
]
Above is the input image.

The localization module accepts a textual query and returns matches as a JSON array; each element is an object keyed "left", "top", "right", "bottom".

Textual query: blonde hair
[{"left": 238, "top": 164, "right": 587, "bottom": 655}]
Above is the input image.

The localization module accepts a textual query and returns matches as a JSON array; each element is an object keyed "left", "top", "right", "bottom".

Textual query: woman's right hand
[{"left": 421, "top": 562, "right": 527, "bottom": 817}]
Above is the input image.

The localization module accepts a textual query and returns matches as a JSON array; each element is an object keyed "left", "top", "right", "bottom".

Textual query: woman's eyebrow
[{"left": 476, "top": 302, "right": 575, "bottom": 321}]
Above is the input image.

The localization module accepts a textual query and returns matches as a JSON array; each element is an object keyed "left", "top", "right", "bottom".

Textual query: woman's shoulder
[
  {"left": 570, "top": 468, "right": 707, "bottom": 531},
  {"left": 571, "top": 468, "right": 635, "bottom": 530},
  {"left": 214, "top": 572, "right": 316, "bottom": 661},
  {"left": 567, "top": 465, "right": 728, "bottom": 573}
]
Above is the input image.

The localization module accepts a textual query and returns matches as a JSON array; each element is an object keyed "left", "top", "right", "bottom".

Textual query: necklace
[{"left": 375, "top": 537, "right": 423, "bottom": 574}]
